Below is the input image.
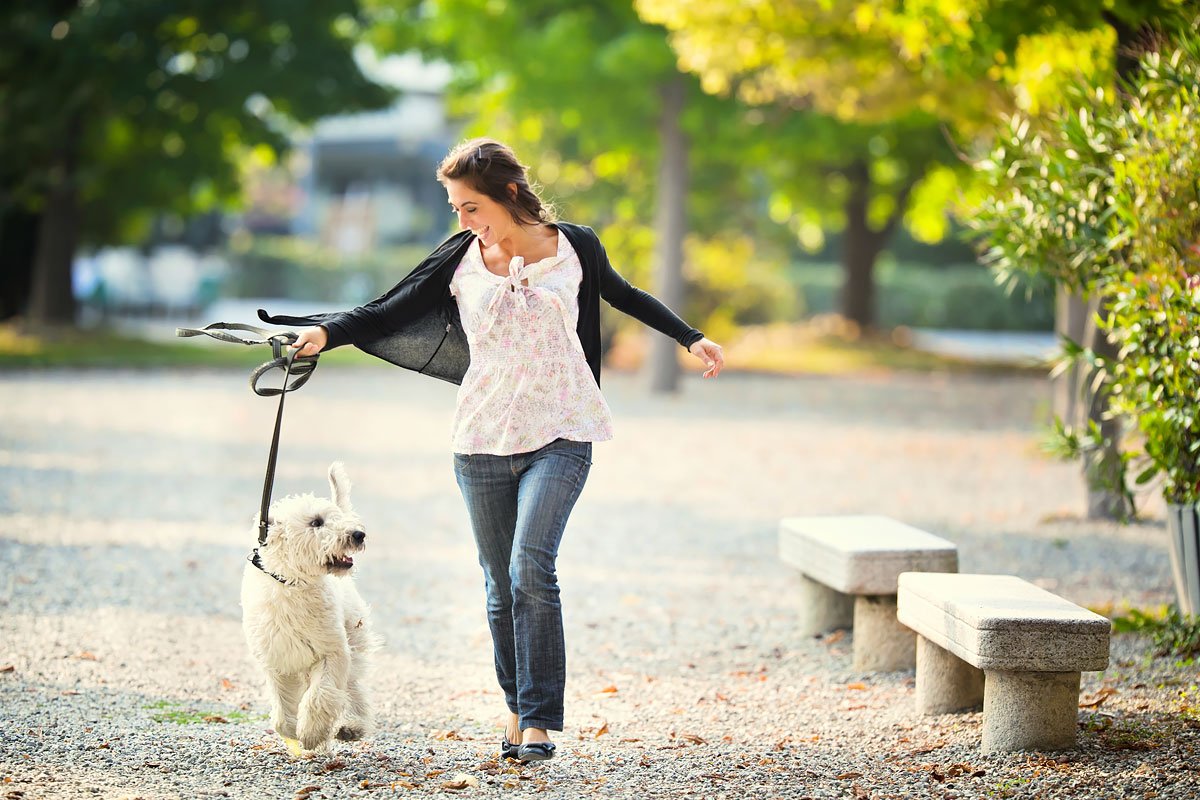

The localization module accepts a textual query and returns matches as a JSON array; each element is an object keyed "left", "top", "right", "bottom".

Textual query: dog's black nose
[{"left": 352, "top": 530, "right": 366, "bottom": 545}]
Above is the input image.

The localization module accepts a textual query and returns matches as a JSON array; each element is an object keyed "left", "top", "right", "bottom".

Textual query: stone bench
[
  {"left": 896, "top": 572, "right": 1111, "bottom": 752},
  {"left": 778, "top": 516, "right": 958, "bottom": 671}
]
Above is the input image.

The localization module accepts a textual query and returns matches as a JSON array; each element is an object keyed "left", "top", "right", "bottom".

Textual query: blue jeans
[{"left": 453, "top": 438, "right": 592, "bottom": 732}]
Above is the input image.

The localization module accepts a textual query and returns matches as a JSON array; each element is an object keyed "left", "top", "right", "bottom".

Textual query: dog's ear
[{"left": 328, "top": 461, "right": 352, "bottom": 510}]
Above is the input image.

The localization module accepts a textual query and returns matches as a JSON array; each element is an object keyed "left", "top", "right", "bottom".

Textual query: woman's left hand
[{"left": 689, "top": 338, "right": 724, "bottom": 378}]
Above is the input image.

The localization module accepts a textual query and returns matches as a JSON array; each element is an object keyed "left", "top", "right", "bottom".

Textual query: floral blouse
[{"left": 448, "top": 232, "right": 614, "bottom": 455}]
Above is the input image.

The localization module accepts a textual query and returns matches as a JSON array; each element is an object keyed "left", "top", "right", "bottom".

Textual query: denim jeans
[{"left": 453, "top": 438, "right": 592, "bottom": 732}]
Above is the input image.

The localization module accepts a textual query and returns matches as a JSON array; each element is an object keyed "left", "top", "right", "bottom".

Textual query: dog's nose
[{"left": 352, "top": 530, "right": 366, "bottom": 545}]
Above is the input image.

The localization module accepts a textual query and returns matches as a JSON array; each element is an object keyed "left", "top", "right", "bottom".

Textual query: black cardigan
[{"left": 258, "top": 222, "right": 704, "bottom": 387}]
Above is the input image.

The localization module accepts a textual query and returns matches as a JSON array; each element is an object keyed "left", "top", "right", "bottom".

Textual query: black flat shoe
[
  {"left": 517, "top": 741, "right": 556, "bottom": 762},
  {"left": 500, "top": 735, "right": 520, "bottom": 760}
]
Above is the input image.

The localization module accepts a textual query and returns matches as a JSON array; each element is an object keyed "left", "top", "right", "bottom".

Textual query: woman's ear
[{"left": 507, "top": 182, "right": 518, "bottom": 200}]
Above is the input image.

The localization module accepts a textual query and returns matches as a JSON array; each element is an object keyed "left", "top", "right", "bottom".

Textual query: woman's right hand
[{"left": 291, "top": 326, "right": 328, "bottom": 358}]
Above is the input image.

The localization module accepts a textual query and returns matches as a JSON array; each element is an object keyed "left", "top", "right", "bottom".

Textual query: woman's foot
[
  {"left": 500, "top": 712, "right": 521, "bottom": 760},
  {"left": 517, "top": 727, "right": 555, "bottom": 761}
]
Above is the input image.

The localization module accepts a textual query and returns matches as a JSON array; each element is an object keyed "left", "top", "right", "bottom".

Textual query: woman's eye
[{"left": 311, "top": 517, "right": 324, "bottom": 527}]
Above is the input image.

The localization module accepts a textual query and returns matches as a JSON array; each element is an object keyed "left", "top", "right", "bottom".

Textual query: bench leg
[
  {"left": 796, "top": 573, "right": 854, "bottom": 636},
  {"left": 852, "top": 595, "right": 915, "bottom": 672},
  {"left": 981, "top": 670, "right": 1081, "bottom": 752},
  {"left": 915, "top": 635, "right": 983, "bottom": 714}
]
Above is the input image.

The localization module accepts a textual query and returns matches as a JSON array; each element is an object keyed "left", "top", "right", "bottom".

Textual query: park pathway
[{"left": 1, "top": 366, "right": 1195, "bottom": 798}]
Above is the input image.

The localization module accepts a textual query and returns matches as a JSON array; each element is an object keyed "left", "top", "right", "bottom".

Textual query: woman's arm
[
  {"left": 288, "top": 232, "right": 473, "bottom": 356},
  {"left": 596, "top": 239, "right": 724, "bottom": 378}
]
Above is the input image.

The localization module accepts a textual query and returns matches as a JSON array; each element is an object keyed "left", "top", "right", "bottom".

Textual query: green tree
[
  {"left": 640, "top": 0, "right": 1188, "bottom": 517},
  {"left": 1, "top": 0, "right": 391, "bottom": 327},
  {"left": 371, "top": 0, "right": 782, "bottom": 391},
  {"left": 637, "top": 0, "right": 997, "bottom": 332}
]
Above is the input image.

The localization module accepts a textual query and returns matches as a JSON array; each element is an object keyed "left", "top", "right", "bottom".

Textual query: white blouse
[{"left": 448, "top": 232, "right": 614, "bottom": 455}]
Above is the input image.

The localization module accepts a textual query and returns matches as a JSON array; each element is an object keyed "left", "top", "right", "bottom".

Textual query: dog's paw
[
  {"left": 335, "top": 724, "right": 365, "bottom": 742},
  {"left": 299, "top": 729, "right": 331, "bottom": 751},
  {"left": 272, "top": 717, "right": 298, "bottom": 740}
]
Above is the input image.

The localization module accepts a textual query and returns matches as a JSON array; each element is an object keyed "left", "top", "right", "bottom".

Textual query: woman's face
[{"left": 444, "top": 179, "right": 514, "bottom": 247}]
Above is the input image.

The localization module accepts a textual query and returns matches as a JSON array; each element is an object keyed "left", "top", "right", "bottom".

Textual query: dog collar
[{"left": 248, "top": 548, "right": 299, "bottom": 586}]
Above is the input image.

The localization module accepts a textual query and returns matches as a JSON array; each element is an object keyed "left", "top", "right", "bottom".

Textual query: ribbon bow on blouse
[{"left": 477, "top": 255, "right": 578, "bottom": 348}]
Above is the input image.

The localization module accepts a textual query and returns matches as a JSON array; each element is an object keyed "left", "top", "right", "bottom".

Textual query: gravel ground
[{"left": 1, "top": 365, "right": 1198, "bottom": 800}]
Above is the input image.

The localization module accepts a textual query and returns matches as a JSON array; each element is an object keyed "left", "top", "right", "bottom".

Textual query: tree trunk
[
  {"left": 1057, "top": 12, "right": 1157, "bottom": 520},
  {"left": 841, "top": 159, "right": 877, "bottom": 332},
  {"left": 28, "top": 117, "right": 83, "bottom": 328},
  {"left": 1052, "top": 288, "right": 1130, "bottom": 518},
  {"left": 839, "top": 160, "right": 917, "bottom": 333},
  {"left": 0, "top": 204, "right": 40, "bottom": 321},
  {"left": 648, "top": 76, "right": 689, "bottom": 393}
]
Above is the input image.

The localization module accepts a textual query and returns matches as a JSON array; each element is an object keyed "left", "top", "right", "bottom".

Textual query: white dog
[{"left": 240, "top": 462, "right": 381, "bottom": 752}]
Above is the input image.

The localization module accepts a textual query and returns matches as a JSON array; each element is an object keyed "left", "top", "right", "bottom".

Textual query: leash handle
[
  {"left": 175, "top": 321, "right": 318, "bottom": 395},
  {"left": 176, "top": 321, "right": 317, "bottom": 547},
  {"left": 258, "top": 346, "right": 298, "bottom": 546},
  {"left": 175, "top": 321, "right": 282, "bottom": 344}
]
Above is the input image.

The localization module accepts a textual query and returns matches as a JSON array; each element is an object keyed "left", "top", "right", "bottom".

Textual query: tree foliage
[
  {"left": 975, "top": 24, "right": 1200, "bottom": 506},
  {"left": 1, "top": 0, "right": 391, "bottom": 323},
  {"left": 368, "top": 0, "right": 792, "bottom": 343}
]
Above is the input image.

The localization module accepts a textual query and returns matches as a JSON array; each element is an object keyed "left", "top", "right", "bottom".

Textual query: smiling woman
[{"left": 263, "top": 136, "right": 723, "bottom": 762}]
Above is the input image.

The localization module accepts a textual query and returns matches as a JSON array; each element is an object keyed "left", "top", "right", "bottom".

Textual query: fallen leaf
[
  {"left": 836, "top": 772, "right": 862, "bottom": 780},
  {"left": 1079, "top": 687, "right": 1119, "bottom": 709},
  {"left": 0, "top": 665, "right": 14, "bottom": 674},
  {"left": 322, "top": 759, "right": 346, "bottom": 772},
  {"left": 432, "top": 730, "right": 465, "bottom": 741},
  {"left": 74, "top": 652, "right": 98, "bottom": 661},
  {"left": 852, "top": 782, "right": 870, "bottom": 799},
  {"left": 846, "top": 682, "right": 867, "bottom": 691},
  {"left": 823, "top": 630, "right": 846, "bottom": 645},
  {"left": 294, "top": 787, "right": 320, "bottom": 797},
  {"left": 597, "top": 685, "right": 618, "bottom": 694},
  {"left": 699, "top": 773, "right": 727, "bottom": 780},
  {"left": 359, "top": 780, "right": 370, "bottom": 789},
  {"left": 595, "top": 721, "right": 609, "bottom": 738},
  {"left": 425, "top": 770, "right": 447, "bottom": 778},
  {"left": 391, "top": 780, "right": 417, "bottom": 789},
  {"left": 220, "top": 678, "right": 234, "bottom": 691},
  {"left": 680, "top": 733, "right": 706, "bottom": 745},
  {"left": 440, "top": 773, "right": 479, "bottom": 791},
  {"left": 202, "top": 715, "right": 227, "bottom": 724}
]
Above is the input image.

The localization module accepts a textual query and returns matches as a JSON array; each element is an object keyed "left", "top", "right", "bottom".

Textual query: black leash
[{"left": 176, "top": 322, "right": 319, "bottom": 584}]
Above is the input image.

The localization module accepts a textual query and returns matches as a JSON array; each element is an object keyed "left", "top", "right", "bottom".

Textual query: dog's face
[{"left": 257, "top": 462, "right": 366, "bottom": 581}]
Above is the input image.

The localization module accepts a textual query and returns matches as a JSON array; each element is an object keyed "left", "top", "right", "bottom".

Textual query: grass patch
[
  {"left": 725, "top": 320, "right": 1047, "bottom": 377},
  {"left": 606, "top": 319, "right": 1044, "bottom": 378},
  {"left": 144, "top": 699, "right": 265, "bottom": 725},
  {"left": 3, "top": 319, "right": 1043, "bottom": 376},
  {"left": 1093, "top": 604, "right": 1200, "bottom": 659},
  {"left": 0, "top": 324, "right": 382, "bottom": 370}
]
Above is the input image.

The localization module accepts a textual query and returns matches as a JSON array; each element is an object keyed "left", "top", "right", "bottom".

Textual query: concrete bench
[
  {"left": 896, "top": 572, "right": 1111, "bottom": 752},
  {"left": 778, "top": 516, "right": 958, "bottom": 671}
]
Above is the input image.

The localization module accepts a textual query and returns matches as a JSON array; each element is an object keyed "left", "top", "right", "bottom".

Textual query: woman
[{"left": 279, "top": 138, "right": 724, "bottom": 761}]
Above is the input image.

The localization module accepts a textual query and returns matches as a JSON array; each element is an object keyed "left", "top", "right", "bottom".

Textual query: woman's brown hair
[{"left": 436, "top": 138, "right": 555, "bottom": 226}]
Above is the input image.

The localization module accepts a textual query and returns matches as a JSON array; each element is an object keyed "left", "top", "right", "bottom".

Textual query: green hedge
[
  {"left": 223, "top": 237, "right": 432, "bottom": 303},
  {"left": 788, "top": 261, "right": 1055, "bottom": 331},
  {"left": 224, "top": 237, "right": 1053, "bottom": 332}
]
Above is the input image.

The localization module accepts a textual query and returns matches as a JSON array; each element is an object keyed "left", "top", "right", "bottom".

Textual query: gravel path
[{"left": 1, "top": 366, "right": 1197, "bottom": 799}]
